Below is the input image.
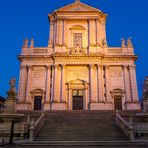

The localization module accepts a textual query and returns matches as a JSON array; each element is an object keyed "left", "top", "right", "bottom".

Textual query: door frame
[
  {"left": 110, "top": 89, "right": 125, "bottom": 110},
  {"left": 72, "top": 89, "right": 84, "bottom": 110}
]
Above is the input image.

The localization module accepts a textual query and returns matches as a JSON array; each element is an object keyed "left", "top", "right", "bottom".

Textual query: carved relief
[
  {"left": 66, "top": 66, "right": 88, "bottom": 82},
  {"left": 110, "top": 67, "right": 122, "bottom": 78}
]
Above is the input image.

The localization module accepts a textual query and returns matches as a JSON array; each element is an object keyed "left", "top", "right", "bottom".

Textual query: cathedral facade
[{"left": 17, "top": 0, "right": 141, "bottom": 111}]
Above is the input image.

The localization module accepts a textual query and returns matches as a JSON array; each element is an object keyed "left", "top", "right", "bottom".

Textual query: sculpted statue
[
  {"left": 121, "top": 38, "right": 126, "bottom": 48},
  {"left": 9, "top": 78, "right": 17, "bottom": 93},
  {"left": 30, "top": 38, "right": 34, "bottom": 47},
  {"left": 127, "top": 37, "right": 133, "bottom": 47},
  {"left": 23, "top": 38, "right": 28, "bottom": 47},
  {"left": 102, "top": 38, "right": 107, "bottom": 47}
]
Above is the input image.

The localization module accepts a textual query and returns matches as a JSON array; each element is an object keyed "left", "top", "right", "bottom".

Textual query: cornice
[{"left": 18, "top": 54, "right": 137, "bottom": 62}]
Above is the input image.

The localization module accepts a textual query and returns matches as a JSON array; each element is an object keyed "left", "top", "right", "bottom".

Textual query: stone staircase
[
  {"left": 35, "top": 111, "right": 127, "bottom": 141},
  {"left": 3, "top": 111, "right": 148, "bottom": 148}
]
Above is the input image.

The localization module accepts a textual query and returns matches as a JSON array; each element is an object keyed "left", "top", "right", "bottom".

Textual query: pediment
[
  {"left": 55, "top": 2, "right": 102, "bottom": 13},
  {"left": 69, "top": 78, "right": 87, "bottom": 84}
]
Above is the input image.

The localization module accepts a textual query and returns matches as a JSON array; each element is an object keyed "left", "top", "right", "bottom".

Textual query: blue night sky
[{"left": 0, "top": 0, "right": 148, "bottom": 99}]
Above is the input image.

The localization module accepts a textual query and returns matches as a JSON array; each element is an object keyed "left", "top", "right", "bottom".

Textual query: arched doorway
[{"left": 111, "top": 89, "right": 125, "bottom": 110}]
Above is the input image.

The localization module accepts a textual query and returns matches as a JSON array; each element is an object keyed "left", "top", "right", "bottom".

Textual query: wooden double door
[
  {"left": 114, "top": 96, "right": 122, "bottom": 110},
  {"left": 73, "top": 90, "right": 83, "bottom": 110},
  {"left": 34, "top": 96, "right": 42, "bottom": 110}
]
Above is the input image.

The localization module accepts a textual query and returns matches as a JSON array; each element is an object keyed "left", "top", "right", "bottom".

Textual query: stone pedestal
[
  {"left": 90, "top": 102, "right": 113, "bottom": 110},
  {"left": 51, "top": 103, "right": 67, "bottom": 110},
  {"left": 125, "top": 102, "right": 141, "bottom": 110}
]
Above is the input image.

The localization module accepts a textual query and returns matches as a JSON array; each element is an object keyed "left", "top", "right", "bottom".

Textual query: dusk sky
[{"left": 0, "top": 0, "right": 148, "bottom": 99}]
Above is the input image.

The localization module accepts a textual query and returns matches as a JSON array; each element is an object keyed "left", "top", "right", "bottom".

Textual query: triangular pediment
[{"left": 55, "top": 2, "right": 102, "bottom": 13}]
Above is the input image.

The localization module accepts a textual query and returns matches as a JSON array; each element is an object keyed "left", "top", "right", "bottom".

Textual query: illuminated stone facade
[{"left": 17, "top": 0, "right": 141, "bottom": 110}]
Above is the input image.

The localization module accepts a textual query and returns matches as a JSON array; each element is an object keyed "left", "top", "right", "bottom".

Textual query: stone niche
[{"left": 66, "top": 66, "right": 89, "bottom": 82}]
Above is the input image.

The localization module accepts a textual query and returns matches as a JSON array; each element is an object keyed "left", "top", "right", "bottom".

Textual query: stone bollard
[
  {"left": 129, "top": 116, "right": 135, "bottom": 141},
  {"left": 29, "top": 119, "right": 35, "bottom": 142}
]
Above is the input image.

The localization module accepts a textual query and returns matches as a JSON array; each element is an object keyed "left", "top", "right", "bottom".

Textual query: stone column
[
  {"left": 53, "top": 65, "right": 60, "bottom": 102},
  {"left": 129, "top": 65, "right": 139, "bottom": 102},
  {"left": 104, "top": 65, "right": 110, "bottom": 102},
  {"left": 123, "top": 65, "right": 131, "bottom": 102},
  {"left": 61, "top": 65, "right": 66, "bottom": 102},
  {"left": 26, "top": 65, "right": 32, "bottom": 102},
  {"left": 97, "top": 65, "right": 103, "bottom": 102},
  {"left": 45, "top": 65, "right": 51, "bottom": 103},
  {"left": 89, "top": 64, "right": 95, "bottom": 102},
  {"left": 18, "top": 65, "right": 27, "bottom": 102}
]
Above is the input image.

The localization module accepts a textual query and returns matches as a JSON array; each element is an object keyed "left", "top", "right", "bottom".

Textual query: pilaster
[
  {"left": 104, "top": 65, "right": 110, "bottom": 102},
  {"left": 89, "top": 19, "right": 96, "bottom": 46},
  {"left": 89, "top": 64, "right": 95, "bottom": 102},
  {"left": 45, "top": 65, "right": 51, "bottom": 103},
  {"left": 123, "top": 65, "right": 131, "bottom": 102},
  {"left": 18, "top": 65, "right": 27, "bottom": 102},
  {"left": 129, "top": 65, "right": 139, "bottom": 102},
  {"left": 97, "top": 65, "right": 103, "bottom": 102},
  {"left": 61, "top": 65, "right": 66, "bottom": 102},
  {"left": 26, "top": 65, "right": 33, "bottom": 102},
  {"left": 53, "top": 64, "right": 60, "bottom": 102}
]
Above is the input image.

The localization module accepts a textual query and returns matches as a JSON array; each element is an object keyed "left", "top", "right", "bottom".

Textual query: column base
[
  {"left": 89, "top": 102, "right": 113, "bottom": 110},
  {"left": 51, "top": 102, "right": 67, "bottom": 110},
  {"left": 17, "top": 101, "right": 32, "bottom": 110},
  {"left": 125, "top": 101, "right": 141, "bottom": 110},
  {"left": 43, "top": 102, "right": 51, "bottom": 111}
]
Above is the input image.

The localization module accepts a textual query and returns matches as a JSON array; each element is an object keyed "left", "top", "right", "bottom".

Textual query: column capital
[
  {"left": 89, "top": 64, "right": 94, "bottom": 69},
  {"left": 27, "top": 65, "right": 33, "bottom": 70},
  {"left": 53, "top": 64, "right": 59, "bottom": 69},
  {"left": 20, "top": 65, "right": 26, "bottom": 70},
  {"left": 96, "top": 64, "right": 103, "bottom": 68},
  {"left": 129, "top": 65, "right": 136, "bottom": 70},
  {"left": 123, "top": 65, "right": 128, "bottom": 69},
  {"left": 45, "top": 65, "right": 51, "bottom": 70},
  {"left": 104, "top": 65, "right": 109, "bottom": 69}
]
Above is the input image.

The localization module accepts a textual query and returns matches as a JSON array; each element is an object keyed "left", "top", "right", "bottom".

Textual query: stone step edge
[{"left": 17, "top": 141, "right": 146, "bottom": 146}]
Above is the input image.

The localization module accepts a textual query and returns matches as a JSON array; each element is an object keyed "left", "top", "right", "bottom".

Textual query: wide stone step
[{"left": 8, "top": 141, "right": 147, "bottom": 148}]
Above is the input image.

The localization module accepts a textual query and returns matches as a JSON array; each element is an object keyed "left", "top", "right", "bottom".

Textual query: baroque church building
[{"left": 17, "top": 0, "right": 140, "bottom": 111}]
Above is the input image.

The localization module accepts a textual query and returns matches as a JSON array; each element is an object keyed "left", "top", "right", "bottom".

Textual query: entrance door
[
  {"left": 34, "top": 96, "right": 42, "bottom": 110},
  {"left": 73, "top": 90, "right": 83, "bottom": 110},
  {"left": 114, "top": 96, "right": 122, "bottom": 110}
]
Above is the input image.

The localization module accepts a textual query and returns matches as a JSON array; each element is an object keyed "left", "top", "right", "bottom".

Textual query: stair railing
[
  {"left": 29, "top": 112, "right": 45, "bottom": 142},
  {"left": 116, "top": 112, "right": 134, "bottom": 141}
]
